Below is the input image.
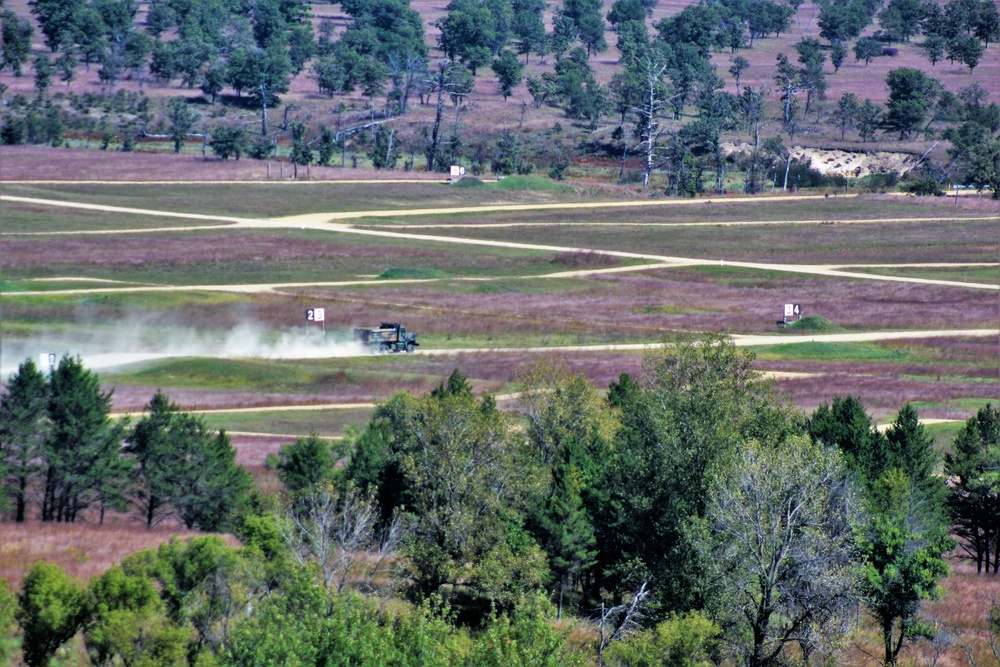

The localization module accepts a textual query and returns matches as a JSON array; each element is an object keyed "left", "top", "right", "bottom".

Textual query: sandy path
[
  {"left": 414, "top": 329, "right": 1000, "bottom": 355},
  {"left": 3, "top": 195, "right": 997, "bottom": 294},
  {"left": 362, "top": 215, "right": 1000, "bottom": 229},
  {"left": 875, "top": 418, "right": 963, "bottom": 431},
  {"left": 0, "top": 179, "right": 452, "bottom": 185}
]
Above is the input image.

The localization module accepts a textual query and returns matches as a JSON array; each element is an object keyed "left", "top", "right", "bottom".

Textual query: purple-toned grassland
[
  {"left": 302, "top": 271, "right": 999, "bottom": 336},
  {"left": 0, "top": 146, "right": 446, "bottom": 182},
  {"left": 773, "top": 373, "right": 998, "bottom": 421},
  {"left": 0, "top": 519, "right": 238, "bottom": 586},
  {"left": 1, "top": 231, "right": 504, "bottom": 273},
  {"left": 432, "top": 217, "right": 1000, "bottom": 264}
]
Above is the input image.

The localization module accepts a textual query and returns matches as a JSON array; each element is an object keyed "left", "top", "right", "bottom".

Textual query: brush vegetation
[{"left": 2, "top": 343, "right": 998, "bottom": 666}]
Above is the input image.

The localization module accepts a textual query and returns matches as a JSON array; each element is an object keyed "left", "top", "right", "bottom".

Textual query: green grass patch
[
  {"left": 103, "top": 355, "right": 452, "bottom": 394},
  {"left": 0, "top": 179, "right": 591, "bottom": 219},
  {"left": 782, "top": 315, "right": 846, "bottom": 333},
  {"left": 104, "top": 357, "right": 350, "bottom": 392},
  {"left": 847, "top": 265, "right": 1000, "bottom": 284},
  {"left": 922, "top": 420, "right": 966, "bottom": 455},
  {"left": 0, "top": 279, "right": 26, "bottom": 292},
  {"left": 377, "top": 267, "right": 452, "bottom": 280},
  {"left": 452, "top": 175, "right": 571, "bottom": 192},
  {"left": 473, "top": 283, "right": 524, "bottom": 294},
  {"left": 200, "top": 408, "right": 374, "bottom": 439},
  {"left": 492, "top": 175, "right": 573, "bottom": 192},
  {"left": 751, "top": 342, "right": 919, "bottom": 362}
]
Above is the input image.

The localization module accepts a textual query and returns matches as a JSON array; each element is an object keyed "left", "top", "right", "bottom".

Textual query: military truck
[{"left": 353, "top": 322, "right": 419, "bottom": 353}]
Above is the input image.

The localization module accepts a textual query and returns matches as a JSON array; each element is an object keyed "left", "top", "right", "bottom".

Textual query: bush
[
  {"left": 857, "top": 171, "right": 899, "bottom": 192},
  {"left": 248, "top": 138, "right": 274, "bottom": 160},
  {"left": 0, "top": 117, "right": 25, "bottom": 145},
  {"left": 15, "top": 562, "right": 89, "bottom": 667},
  {"left": 902, "top": 176, "right": 944, "bottom": 196},
  {"left": 605, "top": 611, "right": 721, "bottom": 667}
]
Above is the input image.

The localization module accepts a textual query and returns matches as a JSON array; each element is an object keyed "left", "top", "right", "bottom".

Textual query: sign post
[
  {"left": 306, "top": 307, "right": 326, "bottom": 333},
  {"left": 39, "top": 353, "right": 56, "bottom": 374},
  {"left": 449, "top": 165, "right": 466, "bottom": 184},
  {"left": 782, "top": 303, "right": 802, "bottom": 325}
]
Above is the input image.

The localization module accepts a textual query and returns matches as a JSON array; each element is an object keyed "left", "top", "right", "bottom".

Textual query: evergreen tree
[
  {"left": 492, "top": 49, "right": 523, "bottom": 99},
  {"left": 340, "top": 0, "right": 428, "bottom": 64},
  {"left": 438, "top": 0, "right": 496, "bottom": 74},
  {"left": 0, "top": 359, "right": 49, "bottom": 522},
  {"left": 167, "top": 97, "right": 196, "bottom": 154},
  {"left": 317, "top": 125, "right": 337, "bottom": 165},
  {"left": 1, "top": 9, "right": 34, "bottom": 76},
  {"left": 42, "top": 356, "right": 129, "bottom": 523},
  {"left": 271, "top": 433, "right": 338, "bottom": 494},
  {"left": 368, "top": 124, "right": 398, "bottom": 169},
  {"left": 28, "top": 0, "right": 85, "bottom": 52},
  {"left": 813, "top": 398, "right": 952, "bottom": 666},
  {"left": 831, "top": 39, "right": 848, "bottom": 72},
  {"left": 945, "top": 404, "right": 1000, "bottom": 574},
  {"left": 884, "top": 67, "right": 941, "bottom": 139},
  {"left": 512, "top": 0, "right": 547, "bottom": 63},
  {"left": 33, "top": 53, "right": 52, "bottom": 97},
  {"left": 564, "top": 0, "right": 607, "bottom": 54},
  {"left": 175, "top": 430, "right": 251, "bottom": 532},
  {"left": 127, "top": 390, "right": 216, "bottom": 528}
]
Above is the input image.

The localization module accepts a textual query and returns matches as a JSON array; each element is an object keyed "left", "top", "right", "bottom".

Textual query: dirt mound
[{"left": 723, "top": 144, "right": 920, "bottom": 178}]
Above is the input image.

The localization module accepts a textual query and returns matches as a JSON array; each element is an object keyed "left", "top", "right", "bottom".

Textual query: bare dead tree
[
  {"left": 279, "top": 484, "right": 402, "bottom": 594},
  {"left": 596, "top": 581, "right": 650, "bottom": 667}
]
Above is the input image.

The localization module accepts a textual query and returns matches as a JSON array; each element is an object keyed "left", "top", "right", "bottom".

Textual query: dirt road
[
  {"left": 3, "top": 194, "right": 995, "bottom": 291},
  {"left": 414, "top": 329, "right": 1000, "bottom": 356}
]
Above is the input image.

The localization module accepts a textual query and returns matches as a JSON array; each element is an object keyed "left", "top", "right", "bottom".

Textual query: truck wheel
[{"left": 405, "top": 343, "right": 414, "bottom": 354}]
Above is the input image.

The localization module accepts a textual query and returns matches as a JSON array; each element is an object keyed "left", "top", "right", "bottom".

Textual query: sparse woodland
[
  {"left": 1, "top": 338, "right": 998, "bottom": 665},
  {"left": 0, "top": 0, "right": 997, "bottom": 193}
]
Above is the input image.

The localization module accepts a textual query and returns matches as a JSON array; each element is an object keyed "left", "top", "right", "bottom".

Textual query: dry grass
[
  {"left": 0, "top": 519, "right": 237, "bottom": 587},
  {"left": 0, "top": 145, "right": 446, "bottom": 182}
]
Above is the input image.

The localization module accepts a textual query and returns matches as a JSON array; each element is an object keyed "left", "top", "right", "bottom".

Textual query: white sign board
[
  {"left": 39, "top": 353, "right": 56, "bottom": 373},
  {"left": 783, "top": 304, "right": 801, "bottom": 318},
  {"left": 449, "top": 165, "right": 466, "bottom": 178},
  {"left": 306, "top": 308, "right": 325, "bottom": 322}
]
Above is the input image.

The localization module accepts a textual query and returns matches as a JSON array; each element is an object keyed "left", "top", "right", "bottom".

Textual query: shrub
[{"left": 903, "top": 176, "right": 944, "bottom": 196}]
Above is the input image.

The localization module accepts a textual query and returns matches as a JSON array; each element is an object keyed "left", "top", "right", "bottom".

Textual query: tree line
[
  {"left": 0, "top": 356, "right": 251, "bottom": 530},
  {"left": 1, "top": 0, "right": 998, "bottom": 193},
  {"left": 3, "top": 339, "right": 998, "bottom": 666}
]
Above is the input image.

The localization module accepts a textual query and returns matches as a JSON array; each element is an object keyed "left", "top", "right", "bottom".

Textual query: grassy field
[
  {"left": 0, "top": 178, "right": 609, "bottom": 219},
  {"left": 409, "top": 216, "right": 1000, "bottom": 264},
  {"left": 1, "top": 228, "right": 574, "bottom": 286},
  {"left": 3, "top": 184, "right": 996, "bottom": 432}
]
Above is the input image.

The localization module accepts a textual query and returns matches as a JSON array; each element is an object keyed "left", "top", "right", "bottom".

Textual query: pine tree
[
  {"left": 0, "top": 359, "right": 50, "bottom": 521},
  {"left": 127, "top": 391, "right": 202, "bottom": 528},
  {"left": 946, "top": 404, "right": 1000, "bottom": 573},
  {"left": 175, "top": 430, "right": 252, "bottom": 532},
  {"left": 43, "top": 356, "right": 129, "bottom": 523}
]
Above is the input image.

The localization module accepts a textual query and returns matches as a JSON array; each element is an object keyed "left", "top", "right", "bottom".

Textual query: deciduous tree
[
  {"left": 16, "top": 562, "right": 89, "bottom": 667},
  {"left": 696, "top": 437, "right": 858, "bottom": 667}
]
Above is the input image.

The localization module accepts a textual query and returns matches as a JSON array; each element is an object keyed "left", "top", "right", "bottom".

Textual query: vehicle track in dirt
[{"left": 3, "top": 195, "right": 997, "bottom": 291}]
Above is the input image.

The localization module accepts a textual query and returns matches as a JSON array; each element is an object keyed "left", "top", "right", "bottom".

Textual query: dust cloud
[{"left": 1, "top": 320, "right": 367, "bottom": 378}]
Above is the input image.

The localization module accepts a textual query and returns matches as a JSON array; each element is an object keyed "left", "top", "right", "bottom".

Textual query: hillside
[{"left": 1, "top": 0, "right": 998, "bottom": 191}]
